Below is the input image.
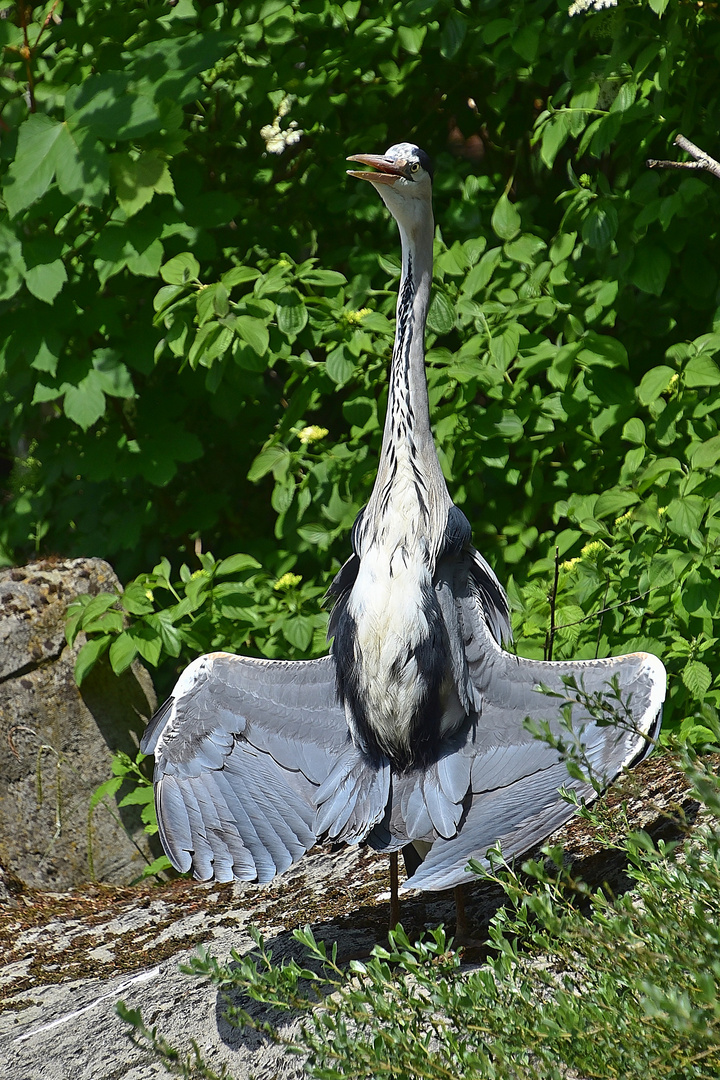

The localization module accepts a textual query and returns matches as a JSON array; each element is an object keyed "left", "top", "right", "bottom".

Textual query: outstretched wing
[
  {"left": 142, "top": 651, "right": 389, "bottom": 884},
  {"left": 379, "top": 552, "right": 666, "bottom": 893}
]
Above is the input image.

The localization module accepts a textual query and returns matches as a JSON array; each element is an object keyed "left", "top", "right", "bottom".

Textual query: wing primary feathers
[{"left": 140, "top": 695, "right": 175, "bottom": 755}]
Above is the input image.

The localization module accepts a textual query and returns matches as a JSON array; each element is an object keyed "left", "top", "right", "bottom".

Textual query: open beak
[{"left": 346, "top": 153, "right": 408, "bottom": 186}]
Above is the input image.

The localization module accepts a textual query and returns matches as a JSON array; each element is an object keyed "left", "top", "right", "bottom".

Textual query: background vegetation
[{"left": 3, "top": 0, "right": 720, "bottom": 735}]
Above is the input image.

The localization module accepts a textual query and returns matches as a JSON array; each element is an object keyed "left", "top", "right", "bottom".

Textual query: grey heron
[{"left": 141, "top": 143, "right": 665, "bottom": 922}]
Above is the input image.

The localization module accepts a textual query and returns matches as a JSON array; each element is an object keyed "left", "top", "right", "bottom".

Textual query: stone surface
[
  {"left": 0, "top": 559, "right": 158, "bottom": 891},
  {"left": 0, "top": 844, "right": 392, "bottom": 1080},
  {"left": 0, "top": 753, "right": 699, "bottom": 1080}
]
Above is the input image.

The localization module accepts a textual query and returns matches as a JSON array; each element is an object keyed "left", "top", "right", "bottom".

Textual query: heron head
[{"left": 347, "top": 142, "right": 433, "bottom": 227}]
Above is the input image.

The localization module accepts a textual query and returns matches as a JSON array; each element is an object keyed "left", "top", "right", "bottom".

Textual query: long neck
[{"left": 371, "top": 203, "right": 449, "bottom": 507}]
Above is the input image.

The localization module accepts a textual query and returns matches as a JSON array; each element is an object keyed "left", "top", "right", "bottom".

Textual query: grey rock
[
  {"left": 0, "top": 844, "right": 392, "bottom": 1080},
  {"left": 0, "top": 559, "right": 158, "bottom": 891}
]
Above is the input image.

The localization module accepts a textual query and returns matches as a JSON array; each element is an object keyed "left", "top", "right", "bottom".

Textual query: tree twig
[
  {"left": 19, "top": 4, "right": 36, "bottom": 113},
  {"left": 595, "top": 575, "right": 611, "bottom": 660},
  {"left": 32, "top": 0, "right": 62, "bottom": 52},
  {"left": 545, "top": 546, "right": 560, "bottom": 662},
  {"left": 647, "top": 134, "right": 720, "bottom": 181}
]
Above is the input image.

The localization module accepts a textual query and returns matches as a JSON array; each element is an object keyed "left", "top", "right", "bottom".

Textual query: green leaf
[
  {"left": 504, "top": 235, "right": 546, "bottom": 265},
  {"left": 427, "top": 290, "right": 455, "bottom": 335},
  {"left": 122, "top": 29, "right": 237, "bottom": 100},
  {"left": 629, "top": 245, "right": 671, "bottom": 296},
  {"left": 300, "top": 269, "right": 346, "bottom": 287},
  {"left": 79, "top": 592, "right": 119, "bottom": 625},
  {"left": 83, "top": 608, "right": 124, "bottom": 635},
  {"left": 491, "top": 195, "right": 521, "bottom": 241},
  {"left": 622, "top": 418, "right": 646, "bottom": 444},
  {"left": 440, "top": 11, "right": 466, "bottom": 59},
  {"left": 568, "top": 87, "right": 600, "bottom": 136},
  {"left": 685, "top": 355, "right": 720, "bottom": 387},
  {"left": 216, "top": 553, "right": 262, "bottom": 575},
  {"left": 214, "top": 586, "right": 254, "bottom": 619},
  {"left": 90, "top": 776, "right": 124, "bottom": 812},
  {"left": 549, "top": 231, "right": 576, "bottom": 266},
  {"left": 109, "top": 632, "right": 139, "bottom": 675},
  {"left": 593, "top": 490, "right": 639, "bottom": 520},
  {"left": 248, "top": 445, "right": 290, "bottom": 483},
  {"left": 682, "top": 660, "right": 712, "bottom": 699},
  {"left": 66, "top": 73, "right": 161, "bottom": 140},
  {"left": 4, "top": 115, "right": 72, "bottom": 217},
  {"left": 326, "top": 344, "right": 354, "bottom": 385},
  {"left": 92, "top": 350, "right": 134, "bottom": 398},
  {"left": 512, "top": 24, "right": 540, "bottom": 63},
  {"left": 283, "top": 614, "right": 314, "bottom": 651},
  {"left": 540, "top": 114, "right": 570, "bottom": 168},
  {"left": 581, "top": 203, "right": 618, "bottom": 249},
  {"left": 30, "top": 334, "right": 62, "bottom": 376},
  {"left": 32, "top": 382, "right": 65, "bottom": 404},
  {"left": 222, "top": 265, "right": 261, "bottom": 288},
  {"left": 118, "top": 784, "right": 154, "bottom": 807},
  {"left": 666, "top": 495, "right": 705, "bottom": 537},
  {"left": 681, "top": 571, "right": 720, "bottom": 616},
  {"left": 121, "top": 582, "right": 156, "bottom": 615},
  {"left": 482, "top": 18, "right": 513, "bottom": 44},
  {"left": 156, "top": 611, "right": 183, "bottom": 657},
  {"left": 75, "top": 635, "right": 111, "bottom": 685},
  {"left": 490, "top": 325, "right": 521, "bottom": 370},
  {"left": 111, "top": 151, "right": 175, "bottom": 217},
  {"left": 235, "top": 315, "right": 269, "bottom": 356},
  {"left": 161, "top": 252, "right": 200, "bottom": 285},
  {"left": 24, "top": 259, "right": 68, "bottom": 304},
  {"left": 0, "top": 224, "right": 26, "bottom": 300},
  {"left": 691, "top": 435, "right": 720, "bottom": 470},
  {"left": 56, "top": 128, "right": 110, "bottom": 207},
  {"left": 276, "top": 292, "right": 308, "bottom": 337},
  {"left": 128, "top": 623, "right": 163, "bottom": 666},
  {"left": 397, "top": 24, "right": 426, "bottom": 54},
  {"left": 637, "top": 366, "right": 674, "bottom": 405},
  {"left": 63, "top": 374, "right": 106, "bottom": 430}
]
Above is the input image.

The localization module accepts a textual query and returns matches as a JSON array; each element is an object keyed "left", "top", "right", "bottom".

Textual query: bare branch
[
  {"left": 647, "top": 134, "right": 720, "bottom": 181},
  {"left": 544, "top": 546, "right": 560, "bottom": 662}
]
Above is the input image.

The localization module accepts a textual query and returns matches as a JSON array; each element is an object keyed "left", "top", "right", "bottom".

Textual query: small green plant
[
  {"left": 88, "top": 749, "right": 171, "bottom": 882},
  {"left": 65, "top": 549, "right": 330, "bottom": 687},
  {"left": 117, "top": 721, "right": 720, "bottom": 1080}
]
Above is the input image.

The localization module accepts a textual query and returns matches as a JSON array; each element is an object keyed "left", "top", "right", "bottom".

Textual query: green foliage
[
  {"left": 2, "top": 0, "right": 720, "bottom": 732},
  {"left": 67, "top": 549, "right": 329, "bottom": 684},
  {"left": 117, "top": 732, "right": 720, "bottom": 1079},
  {"left": 88, "top": 749, "right": 171, "bottom": 880}
]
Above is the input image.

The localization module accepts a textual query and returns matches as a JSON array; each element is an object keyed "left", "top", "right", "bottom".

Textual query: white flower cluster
[
  {"left": 260, "top": 94, "right": 303, "bottom": 155},
  {"left": 568, "top": 0, "right": 618, "bottom": 16}
]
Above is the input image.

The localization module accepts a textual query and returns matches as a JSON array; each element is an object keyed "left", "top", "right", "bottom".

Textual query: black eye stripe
[{"left": 415, "top": 147, "right": 434, "bottom": 178}]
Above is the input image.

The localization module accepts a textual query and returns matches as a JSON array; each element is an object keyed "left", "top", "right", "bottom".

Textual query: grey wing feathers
[
  {"left": 326, "top": 552, "right": 359, "bottom": 641},
  {"left": 466, "top": 545, "right": 513, "bottom": 647},
  {"left": 390, "top": 584, "right": 665, "bottom": 893},
  {"left": 145, "top": 651, "right": 388, "bottom": 883}
]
